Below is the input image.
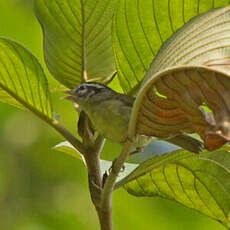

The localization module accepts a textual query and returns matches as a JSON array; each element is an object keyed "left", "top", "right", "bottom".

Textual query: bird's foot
[
  {"left": 108, "top": 158, "right": 125, "bottom": 175},
  {"left": 129, "top": 146, "right": 144, "bottom": 155}
]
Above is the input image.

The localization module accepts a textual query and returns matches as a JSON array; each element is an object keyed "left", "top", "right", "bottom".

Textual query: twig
[
  {"left": 50, "top": 118, "right": 133, "bottom": 229},
  {"left": 100, "top": 140, "right": 134, "bottom": 230},
  {"left": 95, "top": 135, "right": 106, "bottom": 154},
  {"left": 84, "top": 145, "right": 103, "bottom": 212},
  {"left": 51, "top": 119, "right": 102, "bottom": 208}
]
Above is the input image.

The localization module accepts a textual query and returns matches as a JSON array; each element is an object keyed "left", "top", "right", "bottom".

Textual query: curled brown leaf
[{"left": 132, "top": 66, "right": 230, "bottom": 151}]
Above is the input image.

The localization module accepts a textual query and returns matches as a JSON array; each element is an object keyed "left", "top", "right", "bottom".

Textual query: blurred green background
[{"left": 0, "top": 1, "right": 226, "bottom": 229}]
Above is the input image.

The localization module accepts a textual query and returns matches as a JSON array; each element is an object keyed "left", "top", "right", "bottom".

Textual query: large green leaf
[
  {"left": 34, "top": 0, "right": 118, "bottom": 88},
  {"left": 144, "top": 5, "right": 230, "bottom": 82},
  {"left": 127, "top": 6, "right": 230, "bottom": 151},
  {"left": 0, "top": 38, "right": 53, "bottom": 121},
  {"left": 117, "top": 146, "right": 230, "bottom": 228},
  {"left": 113, "top": 0, "right": 230, "bottom": 94}
]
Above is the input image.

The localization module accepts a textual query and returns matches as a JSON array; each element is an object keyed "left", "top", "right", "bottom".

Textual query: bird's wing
[{"left": 115, "top": 93, "right": 135, "bottom": 107}]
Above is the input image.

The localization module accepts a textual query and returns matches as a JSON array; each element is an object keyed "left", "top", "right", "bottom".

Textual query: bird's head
[{"left": 63, "top": 82, "right": 114, "bottom": 106}]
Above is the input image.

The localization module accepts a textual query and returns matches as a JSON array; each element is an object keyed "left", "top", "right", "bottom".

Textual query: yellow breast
[{"left": 86, "top": 100, "right": 131, "bottom": 143}]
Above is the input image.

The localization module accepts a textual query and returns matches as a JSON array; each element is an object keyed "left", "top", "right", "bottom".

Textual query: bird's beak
[{"left": 61, "top": 90, "right": 76, "bottom": 101}]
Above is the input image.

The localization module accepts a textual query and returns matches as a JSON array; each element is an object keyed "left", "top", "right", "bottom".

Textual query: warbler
[{"left": 64, "top": 82, "right": 204, "bottom": 153}]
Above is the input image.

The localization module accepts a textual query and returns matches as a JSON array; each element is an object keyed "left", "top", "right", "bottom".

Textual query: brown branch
[
  {"left": 100, "top": 140, "right": 134, "bottom": 230},
  {"left": 50, "top": 118, "right": 132, "bottom": 230}
]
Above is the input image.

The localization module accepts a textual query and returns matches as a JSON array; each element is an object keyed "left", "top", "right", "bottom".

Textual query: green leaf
[
  {"left": 117, "top": 146, "right": 230, "bottom": 228},
  {"left": 113, "top": 0, "right": 230, "bottom": 94},
  {"left": 53, "top": 141, "right": 83, "bottom": 160},
  {"left": 0, "top": 38, "right": 53, "bottom": 121},
  {"left": 144, "top": 5, "right": 230, "bottom": 82},
  {"left": 34, "top": 0, "right": 118, "bottom": 88}
]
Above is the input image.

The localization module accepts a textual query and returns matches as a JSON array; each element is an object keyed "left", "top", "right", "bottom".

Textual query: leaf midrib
[
  {"left": 0, "top": 80, "right": 53, "bottom": 124},
  {"left": 81, "top": 0, "right": 87, "bottom": 82}
]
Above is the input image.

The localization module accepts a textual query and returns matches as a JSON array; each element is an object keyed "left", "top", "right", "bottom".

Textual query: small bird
[{"left": 64, "top": 82, "right": 204, "bottom": 153}]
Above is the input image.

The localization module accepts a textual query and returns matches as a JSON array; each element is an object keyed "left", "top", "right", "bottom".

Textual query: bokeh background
[{"left": 0, "top": 0, "right": 227, "bottom": 229}]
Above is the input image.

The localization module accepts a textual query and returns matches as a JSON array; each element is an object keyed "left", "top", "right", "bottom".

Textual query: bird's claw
[
  {"left": 108, "top": 158, "right": 125, "bottom": 175},
  {"left": 129, "top": 146, "right": 144, "bottom": 155}
]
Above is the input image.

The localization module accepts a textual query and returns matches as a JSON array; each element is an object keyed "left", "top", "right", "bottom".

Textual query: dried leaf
[{"left": 130, "top": 66, "right": 230, "bottom": 151}]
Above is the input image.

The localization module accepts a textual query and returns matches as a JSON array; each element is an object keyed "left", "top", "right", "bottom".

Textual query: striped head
[{"left": 64, "top": 82, "right": 114, "bottom": 105}]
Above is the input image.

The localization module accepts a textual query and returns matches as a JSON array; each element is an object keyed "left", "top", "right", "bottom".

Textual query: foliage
[
  {"left": 120, "top": 146, "right": 230, "bottom": 228},
  {"left": 1, "top": 0, "right": 230, "bottom": 229}
]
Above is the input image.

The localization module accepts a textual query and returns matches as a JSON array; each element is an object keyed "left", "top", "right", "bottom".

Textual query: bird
[{"left": 63, "top": 82, "right": 204, "bottom": 153}]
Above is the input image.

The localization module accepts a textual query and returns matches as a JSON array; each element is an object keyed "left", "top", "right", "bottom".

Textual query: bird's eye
[{"left": 77, "top": 85, "right": 88, "bottom": 96}]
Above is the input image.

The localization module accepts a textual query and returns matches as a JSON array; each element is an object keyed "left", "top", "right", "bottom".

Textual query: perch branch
[{"left": 99, "top": 140, "right": 134, "bottom": 230}]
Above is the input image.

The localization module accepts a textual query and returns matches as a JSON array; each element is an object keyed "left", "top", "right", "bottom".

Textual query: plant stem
[
  {"left": 85, "top": 146, "right": 103, "bottom": 209},
  {"left": 51, "top": 119, "right": 102, "bottom": 207},
  {"left": 100, "top": 140, "right": 134, "bottom": 230},
  {"left": 50, "top": 119, "right": 133, "bottom": 230},
  {"left": 98, "top": 207, "right": 113, "bottom": 230},
  {"left": 83, "top": 135, "right": 105, "bottom": 227}
]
